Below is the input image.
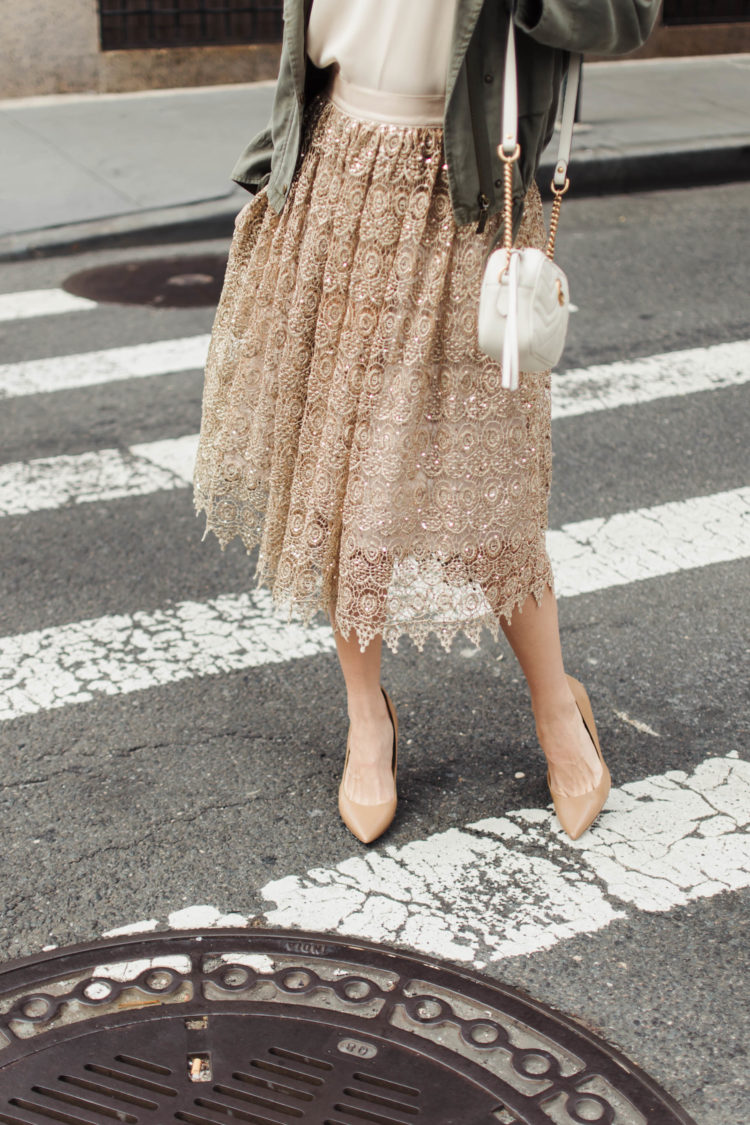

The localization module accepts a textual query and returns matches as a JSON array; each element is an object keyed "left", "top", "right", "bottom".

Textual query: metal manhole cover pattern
[
  {"left": 63, "top": 255, "right": 227, "bottom": 307},
  {"left": 0, "top": 930, "right": 696, "bottom": 1125}
]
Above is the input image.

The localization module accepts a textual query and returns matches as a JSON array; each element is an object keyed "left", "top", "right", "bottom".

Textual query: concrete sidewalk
[{"left": 0, "top": 53, "right": 748, "bottom": 260}]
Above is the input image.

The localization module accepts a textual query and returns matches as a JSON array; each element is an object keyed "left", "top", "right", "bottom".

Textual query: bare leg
[
  {"left": 500, "top": 583, "right": 604, "bottom": 797},
  {"left": 330, "top": 601, "right": 395, "bottom": 805}
]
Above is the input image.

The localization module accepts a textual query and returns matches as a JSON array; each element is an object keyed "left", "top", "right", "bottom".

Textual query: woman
[{"left": 193, "top": 0, "right": 659, "bottom": 844}]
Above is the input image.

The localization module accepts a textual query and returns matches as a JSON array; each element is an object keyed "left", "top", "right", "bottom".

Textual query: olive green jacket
[{"left": 231, "top": 0, "right": 659, "bottom": 236}]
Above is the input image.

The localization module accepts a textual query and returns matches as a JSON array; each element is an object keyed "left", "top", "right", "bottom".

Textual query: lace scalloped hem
[
  {"left": 193, "top": 92, "right": 555, "bottom": 656},
  {"left": 194, "top": 492, "right": 555, "bottom": 655}
]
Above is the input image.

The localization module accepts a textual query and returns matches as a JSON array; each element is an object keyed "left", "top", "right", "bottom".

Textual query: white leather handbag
[{"left": 473, "top": 13, "right": 582, "bottom": 390}]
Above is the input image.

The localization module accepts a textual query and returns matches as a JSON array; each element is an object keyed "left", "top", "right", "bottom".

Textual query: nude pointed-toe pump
[
  {"left": 338, "top": 687, "right": 398, "bottom": 845},
  {"left": 547, "top": 674, "right": 611, "bottom": 840}
]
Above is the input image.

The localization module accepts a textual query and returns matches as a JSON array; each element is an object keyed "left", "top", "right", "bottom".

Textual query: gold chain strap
[
  {"left": 499, "top": 146, "right": 571, "bottom": 265},
  {"left": 546, "top": 176, "right": 570, "bottom": 260},
  {"left": 498, "top": 143, "right": 520, "bottom": 275}
]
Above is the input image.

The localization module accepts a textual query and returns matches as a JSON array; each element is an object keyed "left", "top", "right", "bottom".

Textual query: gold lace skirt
[{"left": 193, "top": 93, "right": 554, "bottom": 653}]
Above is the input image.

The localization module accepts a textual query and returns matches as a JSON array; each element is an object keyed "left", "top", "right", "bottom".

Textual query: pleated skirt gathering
[{"left": 193, "top": 91, "right": 555, "bottom": 653}]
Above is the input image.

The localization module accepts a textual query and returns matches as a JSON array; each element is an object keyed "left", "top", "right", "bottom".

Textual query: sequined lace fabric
[{"left": 193, "top": 94, "right": 554, "bottom": 653}]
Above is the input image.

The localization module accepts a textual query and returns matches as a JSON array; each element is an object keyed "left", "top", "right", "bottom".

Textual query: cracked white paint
[
  {"left": 167, "top": 905, "right": 249, "bottom": 930},
  {"left": 551, "top": 338, "right": 750, "bottom": 417},
  {"left": 259, "top": 755, "right": 750, "bottom": 966},
  {"left": 103, "top": 756, "right": 749, "bottom": 970},
  {"left": 564, "top": 754, "right": 750, "bottom": 912},
  {"left": 0, "top": 446, "right": 188, "bottom": 516},
  {"left": 0, "top": 287, "right": 97, "bottom": 321},
  {"left": 2, "top": 487, "right": 748, "bottom": 721},
  {"left": 0, "top": 435, "right": 198, "bottom": 518},
  {"left": 103, "top": 918, "right": 160, "bottom": 938},
  {"left": 0, "top": 590, "right": 336, "bottom": 721},
  {"left": 94, "top": 909, "right": 274, "bottom": 982},
  {"left": 265, "top": 826, "right": 624, "bottom": 964},
  {"left": 547, "top": 487, "right": 750, "bottom": 597},
  {"left": 0, "top": 334, "right": 210, "bottom": 398},
  {"left": 92, "top": 954, "right": 192, "bottom": 982}
]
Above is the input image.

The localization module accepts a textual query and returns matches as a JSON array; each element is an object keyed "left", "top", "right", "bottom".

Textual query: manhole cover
[
  {"left": 63, "top": 254, "right": 227, "bottom": 307},
  {"left": 0, "top": 930, "right": 695, "bottom": 1125}
]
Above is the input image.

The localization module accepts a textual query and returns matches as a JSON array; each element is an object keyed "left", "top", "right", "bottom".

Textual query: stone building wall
[
  {"left": 1, "top": 0, "right": 282, "bottom": 98},
  {"left": 1, "top": 0, "right": 747, "bottom": 99},
  {"left": 3, "top": 0, "right": 100, "bottom": 97},
  {"left": 632, "top": 22, "right": 750, "bottom": 57}
]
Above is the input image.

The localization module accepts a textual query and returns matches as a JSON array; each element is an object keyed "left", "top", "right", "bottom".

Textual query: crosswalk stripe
[
  {"left": 0, "top": 434, "right": 199, "bottom": 517},
  {"left": 548, "top": 486, "right": 750, "bottom": 596},
  {"left": 552, "top": 338, "right": 750, "bottom": 417},
  {"left": 0, "top": 288, "right": 97, "bottom": 322},
  {"left": 0, "top": 446, "right": 187, "bottom": 517},
  {"left": 2, "top": 335, "right": 748, "bottom": 516},
  {"left": 0, "top": 436, "right": 197, "bottom": 517},
  {"left": 91, "top": 754, "right": 750, "bottom": 971},
  {"left": 0, "top": 590, "right": 335, "bottom": 723},
  {"left": 0, "top": 333, "right": 747, "bottom": 405},
  {"left": 1, "top": 487, "right": 748, "bottom": 722},
  {"left": 259, "top": 753, "right": 750, "bottom": 967},
  {"left": 0, "top": 335, "right": 210, "bottom": 398},
  {"left": 129, "top": 435, "right": 199, "bottom": 483}
]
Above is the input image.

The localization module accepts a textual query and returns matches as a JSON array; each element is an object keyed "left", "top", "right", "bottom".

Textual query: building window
[
  {"left": 98, "top": 0, "right": 284, "bottom": 51},
  {"left": 662, "top": 0, "right": 750, "bottom": 23}
]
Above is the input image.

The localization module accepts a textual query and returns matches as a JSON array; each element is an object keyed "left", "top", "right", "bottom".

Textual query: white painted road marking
[
  {"left": 89, "top": 755, "right": 750, "bottom": 971},
  {"left": 0, "top": 334, "right": 746, "bottom": 411},
  {"left": 0, "top": 590, "right": 335, "bottom": 722},
  {"left": 129, "top": 434, "right": 199, "bottom": 483},
  {"left": 1, "top": 487, "right": 748, "bottom": 721},
  {"left": 0, "top": 335, "right": 210, "bottom": 398},
  {"left": 0, "top": 446, "right": 188, "bottom": 517},
  {"left": 0, "top": 435, "right": 198, "bottom": 517},
  {"left": 2, "top": 332, "right": 749, "bottom": 516},
  {"left": 552, "top": 338, "right": 750, "bottom": 417},
  {"left": 261, "top": 754, "right": 750, "bottom": 966},
  {"left": 0, "top": 287, "right": 97, "bottom": 322},
  {"left": 548, "top": 487, "right": 750, "bottom": 597}
]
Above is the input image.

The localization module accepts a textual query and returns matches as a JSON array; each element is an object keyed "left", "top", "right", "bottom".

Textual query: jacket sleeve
[
  {"left": 513, "top": 0, "right": 661, "bottom": 55},
  {"left": 231, "top": 121, "right": 274, "bottom": 194}
]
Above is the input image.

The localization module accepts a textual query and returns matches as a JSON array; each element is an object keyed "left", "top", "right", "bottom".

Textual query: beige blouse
[{"left": 307, "top": 0, "right": 458, "bottom": 106}]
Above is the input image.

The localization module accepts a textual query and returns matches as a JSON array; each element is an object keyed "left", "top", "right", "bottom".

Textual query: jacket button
[
  {"left": 484, "top": 73, "right": 494, "bottom": 83},
  {"left": 282, "top": 183, "right": 288, "bottom": 193},
  {"left": 495, "top": 178, "right": 503, "bottom": 188}
]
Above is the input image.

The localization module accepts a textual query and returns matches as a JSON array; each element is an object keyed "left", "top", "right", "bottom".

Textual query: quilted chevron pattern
[{"left": 478, "top": 247, "right": 570, "bottom": 372}]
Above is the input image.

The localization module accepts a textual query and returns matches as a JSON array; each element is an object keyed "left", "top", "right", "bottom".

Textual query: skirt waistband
[{"left": 328, "top": 72, "right": 445, "bottom": 127}]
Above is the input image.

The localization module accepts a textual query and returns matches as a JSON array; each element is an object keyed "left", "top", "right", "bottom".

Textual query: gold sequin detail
[{"left": 193, "top": 95, "right": 554, "bottom": 653}]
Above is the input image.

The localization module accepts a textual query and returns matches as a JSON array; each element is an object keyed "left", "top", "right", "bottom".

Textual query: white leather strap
[
  {"left": 501, "top": 13, "right": 581, "bottom": 181},
  {"left": 553, "top": 52, "right": 581, "bottom": 188},
  {"left": 501, "top": 13, "right": 518, "bottom": 157}
]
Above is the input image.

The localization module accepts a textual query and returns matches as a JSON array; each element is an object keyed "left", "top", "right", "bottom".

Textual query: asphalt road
[{"left": 0, "top": 181, "right": 748, "bottom": 1125}]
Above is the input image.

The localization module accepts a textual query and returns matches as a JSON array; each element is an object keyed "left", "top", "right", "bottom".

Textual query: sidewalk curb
[
  {"left": 538, "top": 139, "right": 750, "bottom": 198},
  {"left": 0, "top": 194, "right": 245, "bottom": 263},
  {"left": 1, "top": 143, "right": 748, "bottom": 263}
]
